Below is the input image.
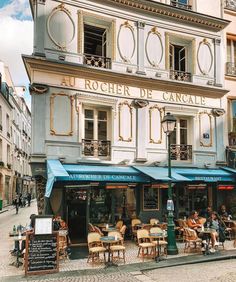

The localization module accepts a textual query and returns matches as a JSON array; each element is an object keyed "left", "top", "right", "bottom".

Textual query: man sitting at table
[
  {"left": 187, "top": 211, "right": 202, "bottom": 230},
  {"left": 218, "top": 205, "right": 231, "bottom": 220}
]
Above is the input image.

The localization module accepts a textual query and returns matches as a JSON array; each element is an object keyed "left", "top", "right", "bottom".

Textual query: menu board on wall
[
  {"left": 25, "top": 232, "right": 59, "bottom": 275},
  {"left": 143, "top": 186, "right": 159, "bottom": 210}
]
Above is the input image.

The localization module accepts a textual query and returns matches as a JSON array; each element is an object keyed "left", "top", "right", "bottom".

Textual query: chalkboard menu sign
[
  {"left": 25, "top": 232, "right": 59, "bottom": 275},
  {"left": 143, "top": 185, "right": 159, "bottom": 211}
]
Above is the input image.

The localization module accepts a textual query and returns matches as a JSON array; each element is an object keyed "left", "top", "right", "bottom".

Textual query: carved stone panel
[
  {"left": 145, "top": 27, "right": 163, "bottom": 67},
  {"left": 117, "top": 21, "right": 136, "bottom": 63},
  {"left": 47, "top": 3, "right": 75, "bottom": 50},
  {"left": 149, "top": 105, "right": 163, "bottom": 144},
  {"left": 50, "top": 93, "right": 74, "bottom": 136},
  {"left": 118, "top": 101, "right": 133, "bottom": 142},
  {"left": 199, "top": 112, "right": 213, "bottom": 147},
  {"left": 197, "top": 39, "right": 213, "bottom": 75}
]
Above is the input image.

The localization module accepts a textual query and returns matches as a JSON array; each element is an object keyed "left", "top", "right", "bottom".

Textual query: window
[
  {"left": 0, "top": 106, "right": 2, "bottom": 130},
  {"left": 168, "top": 35, "right": 193, "bottom": 82},
  {"left": 170, "top": 0, "right": 192, "bottom": 10},
  {"left": 226, "top": 37, "right": 236, "bottom": 76},
  {"left": 232, "top": 100, "right": 236, "bottom": 133},
  {"left": 6, "top": 114, "right": 9, "bottom": 135},
  {"left": 0, "top": 139, "right": 2, "bottom": 161},
  {"left": 83, "top": 108, "right": 110, "bottom": 157},
  {"left": 79, "top": 12, "right": 114, "bottom": 69},
  {"left": 169, "top": 118, "right": 192, "bottom": 161},
  {"left": 7, "top": 144, "right": 10, "bottom": 164}
]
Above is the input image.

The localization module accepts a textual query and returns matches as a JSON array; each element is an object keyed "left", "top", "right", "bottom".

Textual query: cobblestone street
[{"left": 1, "top": 201, "right": 236, "bottom": 282}]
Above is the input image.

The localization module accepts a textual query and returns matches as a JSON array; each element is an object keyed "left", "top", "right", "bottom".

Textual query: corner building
[{"left": 24, "top": 0, "right": 235, "bottom": 243}]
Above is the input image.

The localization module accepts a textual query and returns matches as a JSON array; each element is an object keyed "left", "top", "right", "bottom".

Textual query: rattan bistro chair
[
  {"left": 137, "top": 229, "right": 155, "bottom": 261},
  {"left": 87, "top": 232, "right": 106, "bottom": 264},
  {"left": 115, "top": 220, "right": 123, "bottom": 231},
  {"left": 149, "top": 227, "right": 168, "bottom": 257},
  {"left": 183, "top": 228, "right": 202, "bottom": 253},
  {"left": 131, "top": 219, "right": 141, "bottom": 242},
  {"left": 120, "top": 225, "right": 127, "bottom": 239},
  {"left": 108, "top": 231, "right": 126, "bottom": 263},
  {"left": 58, "top": 234, "right": 68, "bottom": 260}
]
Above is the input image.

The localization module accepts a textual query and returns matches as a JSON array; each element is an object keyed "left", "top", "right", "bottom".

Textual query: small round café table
[
  {"left": 197, "top": 228, "right": 215, "bottom": 255},
  {"left": 149, "top": 233, "right": 167, "bottom": 262},
  {"left": 100, "top": 236, "right": 121, "bottom": 267}
]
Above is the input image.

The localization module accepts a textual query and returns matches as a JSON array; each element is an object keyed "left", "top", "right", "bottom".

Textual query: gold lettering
[
  {"left": 85, "top": 80, "right": 92, "bottom": 90},
  {"left": 163, "top": 92, "right": 169, "bottom": 101},
  {"left": 140, "top": 89, "right": 146, "bottom": 98},
  {"left": 147, "top": 89, "right": 152, "bottom": 99},
  {"left": 108, "top": 83, "right": 115, "bottom": 94},
  {"left": 92, "top": 81, "right": 98, "bottom": 91},
  {"left": 195, "top": 96, "right": 200, "bottom": 105},
  {"left": 188, "top": 95, "right": 194, "bottom": 104},
  {"left": 117, "top": 84, "right": 123, "bottom": 95},
  {"left": 124, "top": 86, "right": 131, "bottom": 96},
  {"left": 201, "top": 97, "right": 206, "bottom": 105},
  {"left": 101, "top": 82, "right": 108, "bottom": 92},
  {"left": 182, "top": 94, "right": 188, "bottom": 103},
  {"left": 169, "top": 93, "right": 175, "bottom": 102},
  {"left": 175, "top": 93, "right": 181, "bottom": 103},
  {"left": 61, "top": 76, "right": 75, "bottom": 87}
]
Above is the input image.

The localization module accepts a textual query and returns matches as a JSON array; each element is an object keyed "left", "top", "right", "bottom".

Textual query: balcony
[
  {"left": 170, "top": 0, "right": 192, "bottom": 10},
  {"left": 225, "top": 0, "right": 236, "bottom": 11},
  {"left": 169, "top": 70, "right": 192, "bottom": 82},
  {"left": 226, "top": 62, "right": 236, "bottom": 76},
  {"left": 83, "top": 54, "right": 111, "bottom": 69},
  {"left": 170, "top": 144, "right": 192, "bottom": 161},
  {"left": 82, "top": 139, "right": 111, "bottom": 158}
]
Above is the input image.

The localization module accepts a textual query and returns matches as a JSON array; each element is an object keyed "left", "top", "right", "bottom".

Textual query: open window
[{"left": 170, "top": 0, "right": 192, "bottom": 10}]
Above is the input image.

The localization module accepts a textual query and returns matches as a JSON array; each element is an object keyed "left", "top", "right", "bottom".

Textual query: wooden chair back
[
  {"left": 150, "top": 218, "right": 159, "bottom": 226},
  {"left": 120, "top": 225, "right": 127, "bottom": 237},
  {"left": 183, "top": 228, "right": 198, "bottom": 241},
  {"left": 137, "top": 229, "right": 150, "bottom": 242},
  {"left": 131, "top": 218, "right": 141, "bottom": 227},
  {"left": 115, "top": 220, "right": 123, "bottom": 230}
]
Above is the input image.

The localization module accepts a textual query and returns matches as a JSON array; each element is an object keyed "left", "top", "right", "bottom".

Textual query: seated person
[
  {"left": 53, "top": 215, "right": 68, "bottom": 230},
  {"left": 205, "top": 211, "right": 221, "bottom": 252},
  {"left": 218, "top": 205, "right": 230, "bottom": 220},
  {"left": 186, "top": 211, "right": 202, "bottom": 230},
  {"left": 199, "top": 206, "right": 212, "bottom": 219}
]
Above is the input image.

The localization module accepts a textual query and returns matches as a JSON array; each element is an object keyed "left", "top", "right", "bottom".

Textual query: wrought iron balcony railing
[
  {"left": 170, "top": 0, "right": 192, "bottom": 10},
  {"left": 170, "top": 70, "right": 192, "bottom": 82},
  {"left": 83, "top": 53, "right": 111, "bottom": 69},
  {"left": 170, "top": 144, "right": 192, "bottom": 161},
  {"left": 82, "top": 139, "right": 111, "bottom": 157},
  {"left": 226, "top": 62, "right": 236, "bottom": 76},
  {"left": 225, "top": 0, "right": 236, "bottom": 11}
]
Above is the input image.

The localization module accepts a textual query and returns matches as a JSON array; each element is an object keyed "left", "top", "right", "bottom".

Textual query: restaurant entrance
[{"left": 67, "top": 188, "right": 89, "bottom": 244}]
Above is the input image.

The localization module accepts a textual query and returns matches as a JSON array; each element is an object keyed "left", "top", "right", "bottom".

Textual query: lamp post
[{"left": 161, "top": 112, "right": 178, "bottom": 255}]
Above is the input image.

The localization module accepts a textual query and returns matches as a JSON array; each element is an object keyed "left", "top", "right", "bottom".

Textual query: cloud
[{"left": 0, "top": 0, "right": 33, "bottom": 108}]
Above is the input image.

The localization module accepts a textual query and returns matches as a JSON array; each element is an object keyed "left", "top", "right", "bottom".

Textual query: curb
[
  {"left": 2, "top": 250, "right": 236, "bottom": 282},
  {"left": 0, "top": 209, "right": 8, "bottom": 214}
]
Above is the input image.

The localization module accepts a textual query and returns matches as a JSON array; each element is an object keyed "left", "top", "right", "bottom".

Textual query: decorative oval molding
[
  {"left": 47, "top": 3, "right": 75, "bottom": 50},
  {"left": 197, "top": 39, "right": 213, "bottom": 75},
  {"left": 118, "top": 101, "right": 133, "bottom": 142},
  {"left": 149, "top": 105, "right": 163, "bottom": 144},
  {"left": 199, "top": 111, "right": 213, "bottom": 147},
  {"left": 117, "top": 21, "right": 136, "bottom": 63},
  {"left": 145, "top": 27, "right": 163, "bottom": 67}
]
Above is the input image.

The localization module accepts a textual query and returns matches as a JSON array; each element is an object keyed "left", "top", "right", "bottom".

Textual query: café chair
[
  {"left": 150, "top": 227, "right": 168, "bottom": 257},
  {"left": 88, "top": 223, "right": 96, "bottom": 233},
  {"left": 87, "top": 232, "right": 106, "bottom": 264},
  {"left": 183, "top": 228, "right": 202, "bottom": 253},
  {"left": 142, "top": 224, "right": 152, "bottom": 232},
  {"left": 150, "top": 218, "right": 159, "bottom": 226},
  {"left": 115, "top": 220, "right": 123, "bottom": 230},
  {"left": 59, "top": 234, "right": 68, "bottom": 260},
  {"left": 93, "top": 225, "right": 104, "bottom": 236},
  {"left": 137, "top": 229, "right": 155, "bottom": 261},
  {"left": 108, "top": 231, "right": 126, "bottom": 263},
  {"left": 198, "top": 217, "right": 207, "bottom": 226},
  {"left": 131, "top": 218, "right": 141, "bottom": 242},
  {"left": 120, "top": 225, "right": 127, "bottom": 239}
]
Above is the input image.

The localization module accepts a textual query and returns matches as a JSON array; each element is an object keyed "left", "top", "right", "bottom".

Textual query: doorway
[{"left": 67, "top": 189, "right": 88, "bottom": 244}]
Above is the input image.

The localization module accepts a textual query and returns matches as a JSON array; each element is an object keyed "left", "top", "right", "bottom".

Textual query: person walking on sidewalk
[
  {"left": 27, "top": 192, "right": 31, "bottom": 207},
  {"left": 13, "top": 195, "right": 20, "bottom": 214}
]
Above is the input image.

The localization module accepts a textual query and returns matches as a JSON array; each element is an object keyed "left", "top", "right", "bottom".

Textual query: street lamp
[{"left": 161, "top": 112, "right": 178, "bottom": 255}]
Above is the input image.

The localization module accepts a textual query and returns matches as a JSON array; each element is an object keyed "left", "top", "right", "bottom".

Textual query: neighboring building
[
  {"left": 224, "top": 0, "right": 236, "bottom": 216},
  {"left": 0, "top": 61, "right": 33, "bottom": 207},
  {"left": 0, "top": 62, "right": 13, "bottom": 206},
  {"left": 25, "top": 0, "right": 234, "bottom": 243}
]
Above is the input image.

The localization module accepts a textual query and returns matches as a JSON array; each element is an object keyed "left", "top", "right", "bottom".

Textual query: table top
[
  {"left": 103, "top": 227, "right": 118, "bottom": 232},
  {"left": 97, "top": 223, "right": 113, "bottom": 228},
  {"left": 197, "top": 228, "right": 215, "bottom": 234},
  {"left": 100, "top": 236, "right": 120, "bottom": 243},
  {"left": 9, "top": 231, "right": 25, "bottom": 237},
  {"left": 149, "top": 233, "right": 167, "bottom": 238},
  {"left": 13, "top": 236, "right": 26, "bottom": 241}
]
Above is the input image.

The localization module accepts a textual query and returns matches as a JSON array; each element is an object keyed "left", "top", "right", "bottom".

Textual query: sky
[{"left": 0, "top": 0, "right": 33, "bottom": 107}]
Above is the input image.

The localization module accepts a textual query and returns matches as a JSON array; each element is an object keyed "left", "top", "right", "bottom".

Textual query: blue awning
[
  {"left": 45, "top": 160, "right": 150, "bottom": 198},
  {"left": 174, "top": 168, "right": 236, "bottom": 182},
  {"left": 133, "top": 167, "right": 190, "bottom": 181}
]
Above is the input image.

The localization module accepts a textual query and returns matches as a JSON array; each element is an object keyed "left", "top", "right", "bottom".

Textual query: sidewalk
[{"left": 1, "top": 201, "right": 236, "bottom": 281}]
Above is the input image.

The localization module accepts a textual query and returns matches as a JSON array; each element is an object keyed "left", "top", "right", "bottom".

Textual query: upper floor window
[
  {"left": 225, "top": 0, "right": 236, "bottom": 11},
  {"left": 83, "top": 107, "right": 110, "bottom": 157},
  {"left": 169, "top": 42, "right": 192, "bottom": 82},
  {"left": 170, "top": 0, "right": 192, "bottom": 10},
  {"left": 6, "top": 114, "right": 10, "bottom": 137},
  {"left": 0, "top": 106, "right": 2, "bottom": 130},
  {"left": 7, "top": 144, "right": 10, "bottom": 164},
  {"left": 79, "top": 11, "right": 114, "bottom": 69},
  {"left": 169, "top": 118, "right": 192, "bottom": 161},
  {"left": 226, "top": 36, "right": 236, "bottom": 76}
]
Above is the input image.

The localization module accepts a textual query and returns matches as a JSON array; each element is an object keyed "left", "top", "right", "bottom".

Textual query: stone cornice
[
  {"left": 97, "top": 0, "right": 229, "bottom": 31},
  {"left": 23, "top": 55, "right": 229, "bottom": 99}
]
